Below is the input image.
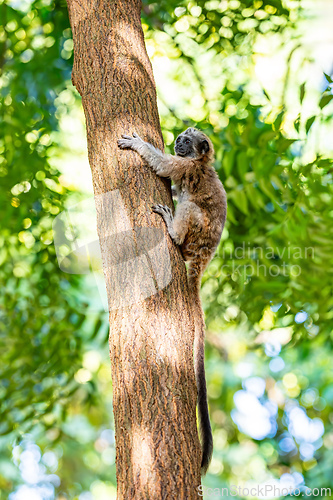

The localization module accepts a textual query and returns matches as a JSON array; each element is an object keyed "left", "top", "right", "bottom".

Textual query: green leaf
[
  {"left": 324, "top": 72, "right": 333, "bottom": 84},
  {"left": 263, "top": 88, "right": 270, "bottom": 100},
  {"left": 90, "top": 317, "right": 102, "bottom": 339},
  {"left": 258, "top": 131, "right": 277, "bottom": 147},
  {"left": 305, "top": 116, "right": 316, "bottom": 134},
  {"left": 225, "top": 203, "right": 238, "bottom": 225},
  {"left": 236, "top": 151, "right": 249, "bottom": 181},
  {"left": 319, "top": 93, "right": 333, "bottom": 109},
  {"left": 258, "top": 178, "right": 276, "bottom": 200},
  {"left": 273, "top": 110, "right": 284, "bottom": 131},
  {"left": 277, "top": 138, "right": 297, "bottom": 153},
  {"left": 232, "top": 188, "right": 249, "bottom": 215},
  {"left": 294, "top": 114, "right": 300, "bottom": 133},
  {"left": 300, "top": 82, "right": 306, "bottom": 104},
  {"left": 246, "top": 183, "right": 265, "bottom": 209},
  {"left": 222, "top": 149, "right": 236, "bottom": 177}
]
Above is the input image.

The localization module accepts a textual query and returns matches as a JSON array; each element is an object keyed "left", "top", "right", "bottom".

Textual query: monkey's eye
[{"left": 184, "top": 139, "right": 190, "bottom": 144}]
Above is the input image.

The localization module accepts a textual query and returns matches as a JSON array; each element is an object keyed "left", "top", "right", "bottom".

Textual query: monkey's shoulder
[
  {"left": 195, "top": 167, "right": 227, "bottom": 221},
  {"left": 189, "top": 164, "right": 225, "bottom": 198},
  {"left": 177, "top": 160, "right": 214, "bottom": 187}
]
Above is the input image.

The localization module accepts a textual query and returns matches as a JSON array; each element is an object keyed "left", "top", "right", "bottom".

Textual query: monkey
[{"left": 118, "top": 127, "right": 227, "bottom": 475}]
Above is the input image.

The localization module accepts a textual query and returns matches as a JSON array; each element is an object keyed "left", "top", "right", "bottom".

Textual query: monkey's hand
[
  {"left": 152, "top": 204, "right": 174, "bottom": 227},
  {"left": 118, "top": 133, "right": 168, "bottom": 175},
  {"left": 117, "top": 133, "right": 144, "bottom": 152}
]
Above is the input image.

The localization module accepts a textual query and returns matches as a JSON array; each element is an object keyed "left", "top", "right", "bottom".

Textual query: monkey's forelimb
[{"left": 118, "top": 133, "right": 188, "bottom": 180}]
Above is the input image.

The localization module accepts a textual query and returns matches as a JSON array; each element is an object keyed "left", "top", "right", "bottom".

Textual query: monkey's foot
[
  {"left": 117, "top": 133, "right": 142, "bottom": 150},
  {"left": 152, "top": 204, "right": 173, "bottom": 220},
  {"left": 152, "top": 204, "right": 184, "bottom": 245}
]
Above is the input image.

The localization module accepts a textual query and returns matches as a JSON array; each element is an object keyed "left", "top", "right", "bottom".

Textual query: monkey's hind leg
[
  {"left": 153, "top": 201, "right": 188, "bottom": 245},
  {"left": 152, "top": 204, "right": 183, "bottom": 244},
  {"left": 153, "top": 201, "right": 201, "bottom": 246}
]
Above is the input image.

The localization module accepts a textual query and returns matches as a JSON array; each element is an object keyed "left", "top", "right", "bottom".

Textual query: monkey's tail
[{"left": 188, "top": 260, "right": 213, "bottom": 476}]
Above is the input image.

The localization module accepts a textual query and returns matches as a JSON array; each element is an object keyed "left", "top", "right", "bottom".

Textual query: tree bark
[{"left": 66, "top": 0, "right": 202, "bottom": 497}]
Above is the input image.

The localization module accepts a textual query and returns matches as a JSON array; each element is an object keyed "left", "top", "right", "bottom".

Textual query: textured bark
[{"left": 66, "top": 0, "right": 202, "bottom": 497}]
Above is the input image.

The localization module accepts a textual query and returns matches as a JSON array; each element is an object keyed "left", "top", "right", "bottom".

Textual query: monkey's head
[{"left": 174, "top": 127, "right": 214, "bottom": 162}]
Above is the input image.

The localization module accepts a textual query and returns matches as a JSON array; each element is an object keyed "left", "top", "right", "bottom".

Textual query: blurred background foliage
[{"left": 0, "top": 0, "right": 332, "bottom": 498}]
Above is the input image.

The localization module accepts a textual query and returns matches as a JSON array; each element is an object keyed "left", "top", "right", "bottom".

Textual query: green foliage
[
  {"left": 143, "top": 0, "right": 291, "bottom": 49},
  {"left": 0, "top": 1, "right": 88, "bottom": 437},
  {"left": 1, "top": 0, "right": 333, "bottom": 499}
]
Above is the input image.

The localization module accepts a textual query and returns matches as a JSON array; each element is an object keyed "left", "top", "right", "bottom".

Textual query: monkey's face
[
  {"left": 174, "top": 128, "right": 211, "bottom": 158},
  {"left": 174, "top": 130, "right": 196, "bottom": 158}
]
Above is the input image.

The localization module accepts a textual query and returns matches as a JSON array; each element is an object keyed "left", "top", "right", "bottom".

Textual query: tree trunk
[{"left": 65, "top": 0, "right": 202, "bottom": 497}]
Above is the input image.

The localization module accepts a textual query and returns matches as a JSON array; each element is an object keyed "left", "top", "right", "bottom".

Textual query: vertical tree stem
[{"left": 65, "top": 0, "right": 202, "bottom": 497}]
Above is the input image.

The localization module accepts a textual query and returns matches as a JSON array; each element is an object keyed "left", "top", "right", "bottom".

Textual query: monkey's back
[{"left": 181, "top": 164, "right": 227, "bottom": 265}]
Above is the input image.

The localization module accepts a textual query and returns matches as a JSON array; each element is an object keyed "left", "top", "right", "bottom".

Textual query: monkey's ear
[{"left": 199, "top": 139, "right": 209, "bottom": 155}]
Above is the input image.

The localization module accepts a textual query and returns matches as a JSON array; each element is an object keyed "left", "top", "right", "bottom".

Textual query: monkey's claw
[
  {"left": 118, "top": 135, "right": 133, "bottom": 149},
  {"left": 152, "top": 204, "right": 173, "bottom": 217},
  {"left": 117, "top": 133, "right": 142, "bottom": 150},
  {"left": 117, "top": 139, "right": 130, "bottom": 149}
]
